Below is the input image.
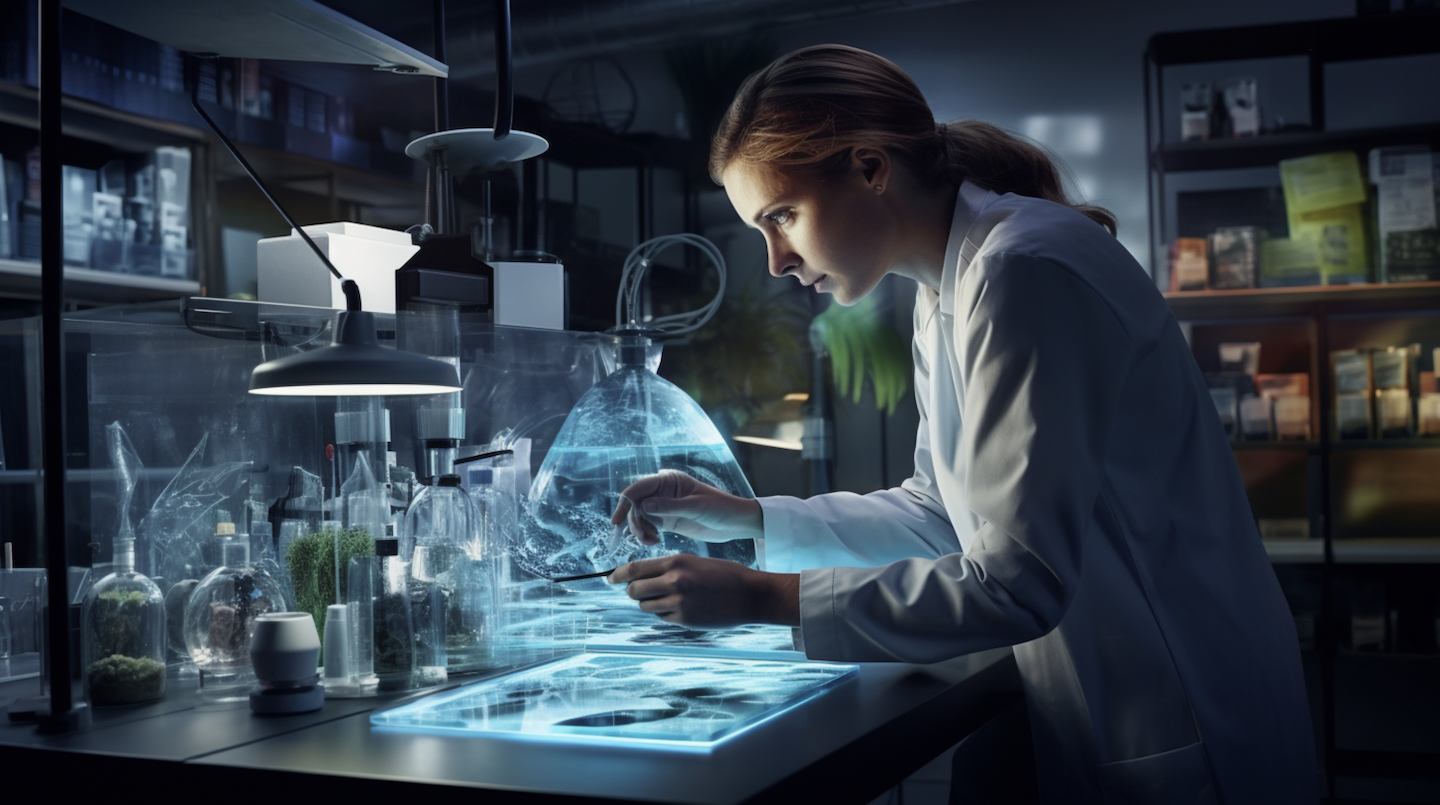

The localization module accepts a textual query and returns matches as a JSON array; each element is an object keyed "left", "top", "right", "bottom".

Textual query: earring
[{"left": 875, "top": 184, "right": 884, "bottom": 193}]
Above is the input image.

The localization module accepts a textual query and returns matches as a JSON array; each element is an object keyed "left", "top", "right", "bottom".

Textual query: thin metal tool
[{"left": 549, "top": 568, "right": 618, "bottom": 583}]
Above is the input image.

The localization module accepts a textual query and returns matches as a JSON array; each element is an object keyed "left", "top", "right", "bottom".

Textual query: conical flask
[{"left": 518, "top": 334, "right": 756, "bottom": 581}]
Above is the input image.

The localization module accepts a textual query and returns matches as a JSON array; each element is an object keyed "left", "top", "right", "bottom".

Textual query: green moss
[
  {"left": 92, "top": 589, "right": 151, "bottom": 658},
  {"left": 88, "top": 654, "right": 165, "bottom": 705},
  {"left": 285, "top": 527, "right": 374, "bottom": 662}
]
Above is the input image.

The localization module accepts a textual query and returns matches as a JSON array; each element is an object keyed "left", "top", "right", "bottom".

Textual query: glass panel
[{"left": 370, "top": 650, "right": 856, "bottom": 749}]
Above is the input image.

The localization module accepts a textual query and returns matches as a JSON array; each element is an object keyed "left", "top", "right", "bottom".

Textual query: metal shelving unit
[{"left": 1148, "top": 16, "right": 1440, "bottom": 798}]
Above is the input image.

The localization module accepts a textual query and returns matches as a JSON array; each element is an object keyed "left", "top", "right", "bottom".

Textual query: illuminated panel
[{"left": 370, "top": 652, "right": 857, "bottom": 751}]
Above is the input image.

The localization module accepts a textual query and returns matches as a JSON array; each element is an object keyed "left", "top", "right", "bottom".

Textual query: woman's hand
[
  {"left": 609, "top": 554, "right": 799, "bottom": 628},
  {"left": 610, "top": 469, "right": 764, "bottom": 546}
]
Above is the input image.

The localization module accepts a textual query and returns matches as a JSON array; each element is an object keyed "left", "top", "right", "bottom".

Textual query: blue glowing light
[{"left": 369, "top": 651, "right": 857, "bottom": 751}]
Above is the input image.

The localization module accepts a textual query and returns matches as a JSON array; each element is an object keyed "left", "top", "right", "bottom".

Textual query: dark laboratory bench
[{"left": 0, "top": 647, "right": 1020, "bottom": 803}]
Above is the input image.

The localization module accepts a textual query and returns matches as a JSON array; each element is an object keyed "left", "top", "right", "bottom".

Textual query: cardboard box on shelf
[
  {"left": 1209, "top": 226, "right": 1264, "bottom": 289},
  {"left": 1170, "top": 237, "right": 1208, "bottom": 291},
  {"left": 1333, "top": 349, "right": 1373, "bottom": 440},
  {"left": 1369, "top": 147, "right": 1439, "bottom": 283}
]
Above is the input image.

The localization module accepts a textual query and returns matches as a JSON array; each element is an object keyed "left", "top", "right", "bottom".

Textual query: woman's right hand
[{"left": 610, "top": 469, "right": 763, "bottom": 546}]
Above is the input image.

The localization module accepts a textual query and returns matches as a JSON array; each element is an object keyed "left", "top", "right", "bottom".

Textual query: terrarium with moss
[
  {"left": 82, "top": 536, "right": 166, "bottom": 706},
  {"left": 285, "top": 523, "right": 374, "bottom": 663}
]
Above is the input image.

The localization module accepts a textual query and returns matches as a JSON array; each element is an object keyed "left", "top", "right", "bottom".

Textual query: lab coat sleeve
[
  {"left": 758, "top": 295, "right": 958, "bottom": 573},
  {"left": 799, "top": 254, "right": 1131, "bottom": 663}
]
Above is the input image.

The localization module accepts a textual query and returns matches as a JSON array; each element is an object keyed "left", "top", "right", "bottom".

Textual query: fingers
[
  {"left": 606, "top": 556, "right": 671, "bottom": 586},
  {"left": 610, "top": 494, "right": 633, "bottom": 526}
]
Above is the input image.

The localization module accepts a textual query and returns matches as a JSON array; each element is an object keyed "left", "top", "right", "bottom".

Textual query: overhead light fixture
[
  {"left": 248, "top": 280, "right": 462, "bottom": 397},
  {"left": 182, "top": 54, "right": 462, "bottom": 397}
]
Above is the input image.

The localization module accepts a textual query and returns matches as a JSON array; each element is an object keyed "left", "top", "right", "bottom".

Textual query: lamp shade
[{"left": 250, "top": 310, "right": 462, "bottom": 396}]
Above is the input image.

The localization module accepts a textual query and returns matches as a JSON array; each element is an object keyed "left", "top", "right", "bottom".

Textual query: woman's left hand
[{"left": 608, "top": 554, "right": 800, "bottom": 629}]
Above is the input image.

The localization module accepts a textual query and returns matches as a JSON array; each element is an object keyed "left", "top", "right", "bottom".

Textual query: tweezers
[{"left": 549, "top": 568, "right": 618, "bottom": 583}]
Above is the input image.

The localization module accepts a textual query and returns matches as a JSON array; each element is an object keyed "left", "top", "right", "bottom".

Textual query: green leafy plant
[
  {"left": 660, "top": 283, "right": 811, "bottom": 428},
  {"left": 812, "top": 294, "right": 912, "bottom": 416},
  {"left": 285, "top": 527, "right": 374, "bottom": 661}
]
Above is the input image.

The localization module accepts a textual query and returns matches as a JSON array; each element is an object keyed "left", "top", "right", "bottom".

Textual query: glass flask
[
  {"left": 183, "top": 529, "right": 287, "bottom": 700},
  {"left": 407, "top": 474, "right": 498, "bottom": 676},
  {"left": 519, "top": 333, "right": 757, "bottom": 582},
  {"left": 81, "top": 536, "right": 167, "bottom": 706}
]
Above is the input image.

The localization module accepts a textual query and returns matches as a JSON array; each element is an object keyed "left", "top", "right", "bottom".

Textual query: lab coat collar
[{"left": 937, "top": 180, "right": 998, "bottom": 319}]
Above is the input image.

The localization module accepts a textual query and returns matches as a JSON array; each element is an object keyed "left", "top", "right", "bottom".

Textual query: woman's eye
[{"left": 765, "top": 209, "right": 792, "bottom": 226}]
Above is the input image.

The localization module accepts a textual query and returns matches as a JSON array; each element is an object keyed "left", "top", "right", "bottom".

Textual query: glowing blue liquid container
[{"left": 518, "top": 334, "right": 756, "bottom": 582}]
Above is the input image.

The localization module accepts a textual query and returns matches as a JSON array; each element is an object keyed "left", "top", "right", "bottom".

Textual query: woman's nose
[{"left": 768, "top": 241, "right": 799, "bottom": 278}]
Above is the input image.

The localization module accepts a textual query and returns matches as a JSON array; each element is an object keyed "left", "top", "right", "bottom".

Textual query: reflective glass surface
[{"left": 370, "top": 650, "right": 856, "bottom": 749}]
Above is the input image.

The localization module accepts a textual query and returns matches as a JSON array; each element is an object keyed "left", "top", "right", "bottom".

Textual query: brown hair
[{"left": 710, "top": 44, "right": 1117, "bottom": 235}]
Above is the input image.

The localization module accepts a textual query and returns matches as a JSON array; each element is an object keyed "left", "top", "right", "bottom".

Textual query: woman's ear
[{"left": 851, "top": 147, "right": 892, "bottom": 194}]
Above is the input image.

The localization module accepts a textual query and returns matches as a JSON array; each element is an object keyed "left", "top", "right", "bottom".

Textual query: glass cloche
[
  {"left": 183, "top": 520, "right": 287, "bottom": 700},
  {"left": 518, "top": 333, "right": 757, "bottom": 582},
  {"left": 82, "top": 536, "right": 167, "bottom": 706}
]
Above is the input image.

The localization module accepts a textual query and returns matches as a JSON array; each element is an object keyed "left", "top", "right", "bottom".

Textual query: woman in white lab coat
[{"left": 607, "top": 45, "right": 1316, "bottom": 804}]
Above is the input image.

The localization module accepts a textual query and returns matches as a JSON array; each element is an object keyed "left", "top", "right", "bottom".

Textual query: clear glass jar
[
  {"left": 183, "top": 531, "right": 287, "bottom": 700},
  {"left": 81, "top": 537, "right": 167, "bottom": 706},
  {"left": 407, "top": 473, "right": 498, "bottom": 677}
]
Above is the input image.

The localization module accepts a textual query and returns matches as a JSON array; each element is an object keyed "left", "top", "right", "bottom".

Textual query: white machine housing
[
  {"left": 490, "top": 259, "right": 565, "bottom": 330},
  {"left": 258, "top": 222, "right": 417, "bottom": 314}
]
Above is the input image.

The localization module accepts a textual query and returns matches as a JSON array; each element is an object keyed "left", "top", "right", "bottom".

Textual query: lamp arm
[{"left": 185, "top": 53, "right": 358, "bottom": 309}]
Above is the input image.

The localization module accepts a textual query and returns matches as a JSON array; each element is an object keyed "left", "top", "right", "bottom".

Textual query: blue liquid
[{"left": 518, "top": 443, "right": 756, "bottom": 582}]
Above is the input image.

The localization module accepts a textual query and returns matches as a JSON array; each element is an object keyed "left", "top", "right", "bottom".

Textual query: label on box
[
  {"left": 1336, "top": 393, "right": 1371, "bottom": 439},
  {"left": 1273, "top": 396, "right": 1311, "bottom": 441},
  {"left": 1333, "top": 352, "right": 1371, "bottom": 394},
  {"left": 1377, "top": 388, "right": 1412, "bottom": 437},
  {"left": 1371, "top": 349, "right": 1408, "bottom": 390}
]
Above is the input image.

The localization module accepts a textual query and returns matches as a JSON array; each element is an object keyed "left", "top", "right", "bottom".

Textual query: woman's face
[{"left": 721, "top": 157, "right": 893, "bottom": 306}]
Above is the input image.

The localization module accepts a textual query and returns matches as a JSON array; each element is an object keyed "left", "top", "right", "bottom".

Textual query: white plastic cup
[{"left": 322, "top": 604, "right": 350, "bottom": 681}]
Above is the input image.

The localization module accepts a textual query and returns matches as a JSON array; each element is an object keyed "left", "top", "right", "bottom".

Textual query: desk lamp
[{"left": 182, "top": 56, "right": 462, "bottom": 397}]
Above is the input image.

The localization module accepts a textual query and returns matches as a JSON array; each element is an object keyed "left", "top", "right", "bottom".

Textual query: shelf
[
  {"left": 65, "top": 0, "right": 446, "bottom": 78},
  {"left": 1146, "top": 15, "right": 1440, "bottom": 66},
  {"left": 0, "top": 81, "right": 424, "bottom": 210},
  {"left": 0, "top": 79, "right": 208, "bottom": 152},
  {"left": 1151, "top": 124, "right": 1440, "bottom": 173},
  {"left": 1333, "top": 538, "right": 1440, "bottom": 564},
  {"left": 1331, "top": 439, "right": 1440, "bottom": 451},
  {"left": 1262, "top": 538, "right": 1440, "bottom": 563},
  {"left": 1264, "top": 539, "right": 1324, "bottom": 564},
  {"left": 1232, "top": 441, "right": 1317, "bottom": 451},
  {"left": 0, "top": 259, "right": 200, "bottom": 305},
  {"left": 1165, "top": 281, "right": 1440, "bottom": 320}
]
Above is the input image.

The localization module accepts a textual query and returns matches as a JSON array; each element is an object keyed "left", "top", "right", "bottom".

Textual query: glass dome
[
  {"left": 183, "top": 531, "right": 287, "bottom": 700},
  {"left": 518, "top": 335, "right": 757, "bottom": 582},
  {"left": 407, "top": 474, "right": 499, "bottom": 676},
  {"left": 82, "top": 537, "right": 167, "bottom": 706}
]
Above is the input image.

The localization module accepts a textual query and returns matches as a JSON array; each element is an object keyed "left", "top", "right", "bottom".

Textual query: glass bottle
[
  {"left": 408, "top": 473, "right": 498, "bottom": 677},
  {"left": 467, "top": 467, "right": 516, "bottom": 658},
  {"left": 81, "top": 536, "right": 167, "bottom": 705},
  {"left": 521, "top": 332, "right": 757, "bottom": 582},
  {"left": 369, "top": 536, "right": 415, "bottom": 692},
  {"left": 183, "top": 527, "right": 287, "bottom": 701}
]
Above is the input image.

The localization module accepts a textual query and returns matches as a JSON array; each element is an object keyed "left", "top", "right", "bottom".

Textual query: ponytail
[{"left": 711, "top": 45, "right": 1116, "bottom": 236}]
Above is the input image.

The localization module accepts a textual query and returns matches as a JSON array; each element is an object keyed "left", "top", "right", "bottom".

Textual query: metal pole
[
  {"left": 432, "top": 0, "right": 448, "bottom": 133},
  {"left": 37, "top": 0, "right": 88, "bottom": 734}
]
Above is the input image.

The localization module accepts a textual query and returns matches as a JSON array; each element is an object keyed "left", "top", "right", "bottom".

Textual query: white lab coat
[{"left": 758, "top": 182, "right": 1317, "bottom": 804}]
